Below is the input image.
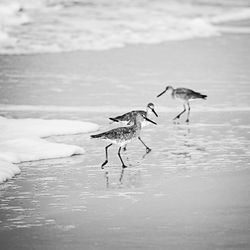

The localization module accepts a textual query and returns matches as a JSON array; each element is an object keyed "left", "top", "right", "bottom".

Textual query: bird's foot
[
  {"left": 123, "top": 146, "right": 127, "bottom": 151},
  {"left": 146, "top": 148, "right": 151, "bottom": 153},
  {"left": 122, "top": 164, "right": 128, "bottom": 169},
  {"left": 173, "top": 116, "right": 180, "bottom": 120},
  {"left": 186, "top": 119, "right": 189, "bottom": 123},
  {"left": 101, "top": 160, "right": 108, "bottom": 169}
]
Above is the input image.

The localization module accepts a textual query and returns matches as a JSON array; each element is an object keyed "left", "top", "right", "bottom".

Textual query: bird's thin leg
[
  {"left": 138, "top": 136, "right": 151, "bottom": 153},
  {"left": 173, "top": 104, "right": 186, "bottom": 120},
  {"left": 101, "top": 143, "right": 112, "bottom": 169},
  {"left": 186, "top": 102, "right": 190, "bottom": 123},
  {"left": 118, "top": 147, "right": 128, "bottom": 168}
]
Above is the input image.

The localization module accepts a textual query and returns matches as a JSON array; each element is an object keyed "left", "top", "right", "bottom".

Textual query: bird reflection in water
[
  {"left": 171, "top": 125, "right": 206, "bottom": 163},
  {"left": 104, "top": 150, "right": 151, "bottom": 189}
]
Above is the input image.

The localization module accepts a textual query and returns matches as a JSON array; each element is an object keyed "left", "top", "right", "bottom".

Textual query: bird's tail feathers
[
  {"left": 200, "top": 94, "right": 207, "bottom": 99},
  {"left": 194, "top": 92, "right": 207, "bottom": 99},
  {"left": 90, "top": 133, "right": 104, "bottom": 139}
]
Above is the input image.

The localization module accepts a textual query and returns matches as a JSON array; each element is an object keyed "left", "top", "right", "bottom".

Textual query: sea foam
[
  {"left": 0, "top": 116, "right": 99, "bottom": 184},
  {"left": 0, "top": 0, "right": 250, "bottom": 54},
  {"left": 0, "top": 2, "right": 30, "bottom": 48}
]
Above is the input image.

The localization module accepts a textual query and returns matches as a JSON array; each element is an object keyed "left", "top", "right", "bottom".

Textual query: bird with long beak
[
  {"left": 157, "top": 85, "right": 207, "bottom": 123},
  {"left": 109, "top": 103, "right": 158, "bottom": 127},
  {"left": 91, "top": 113, "right": 157, "bottom": 169}
]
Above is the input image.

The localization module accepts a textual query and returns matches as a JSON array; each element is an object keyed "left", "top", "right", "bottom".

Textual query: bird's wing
[
  {"left": 176, "top": 88, "right": 204, "bottom": 99},
  {"left": 102, "top": 126, "right": 131, "bottom": 140},
  {"left": 111, "top": 112, "right": 131, "bottom": 121}
]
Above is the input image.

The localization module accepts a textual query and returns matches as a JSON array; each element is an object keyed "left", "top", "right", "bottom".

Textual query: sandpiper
[
  {"left": 157, "top": 85, "right": 207, "bottom": 123},
  {"left": 109, "top": 103, "right": 158, "bottom": 127},
  {"left": 91, "top": 113, "right": 157, "bottom": 169}
]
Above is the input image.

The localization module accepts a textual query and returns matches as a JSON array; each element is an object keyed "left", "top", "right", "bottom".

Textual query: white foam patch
[
  {"left": 0, "top": 2, "right": 30, "bottom": 48},
  {"left": 211, "top": 8, "right": 250, "bottom": 24},
  {"left": 0, "top": 116, "right": 99, "bottom": 184},
  {"left": 0, "top": 138, "right": 85, "bottom": 163},
  {"left": 2, "top": 0, "right": 249, "bottom": 54},
  {"left": 0, "top": 160, "right": 21, "bottom": 183}
]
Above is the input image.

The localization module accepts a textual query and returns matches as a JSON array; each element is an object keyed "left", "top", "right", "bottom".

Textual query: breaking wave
[{"left": 1, "top": 0, "right": 250, "bottom": 54}]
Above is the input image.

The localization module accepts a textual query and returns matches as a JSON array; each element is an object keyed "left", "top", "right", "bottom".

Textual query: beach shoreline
[
  {"left": 1, "top": 32, "right": 250, "bottom": 249},
  {"left": 0, "top": 33, "right": 250, "bottom": 109}
]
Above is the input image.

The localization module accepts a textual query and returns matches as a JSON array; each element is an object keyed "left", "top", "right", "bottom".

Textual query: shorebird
[
  {"left": 157, "top": 85, "right": 207, "bottom": 123},
  {"left": 109, "top": 103, "right": 158, "bottom": 127},
  {"left": 91, "top": 113, "right": 157, "bottom": 169}
]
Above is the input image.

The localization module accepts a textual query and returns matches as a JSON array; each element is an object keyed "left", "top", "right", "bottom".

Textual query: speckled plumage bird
[
  {"left": 109, "top": 103, "right": 158, "bottom": 127},
  {"left": 157, "top": 85, "right": 207, "bottom": 123},
  {"left": 91, "top": 113, "right": 157, "bottom": 169}
]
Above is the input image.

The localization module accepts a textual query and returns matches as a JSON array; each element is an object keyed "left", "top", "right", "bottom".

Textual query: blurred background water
[
  {"left": 1, "top": 0, "right": 250, "bottom": 54},
  {"left": 0, "top": 0, "right": 250, "bottom": 110}
]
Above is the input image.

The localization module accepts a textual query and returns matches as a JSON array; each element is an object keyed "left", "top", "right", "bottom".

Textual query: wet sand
[
  {"left": 1, "top": 33, "right": 250, "bottom": 249},
  {"left": 0, "top": 34, "right": 250, "bottom": 110},
  {"left": 0, "top": 162, "right": 250, "bottom": 250},
  {"left": 1, "top": 111, "right": 250, "bottom": 249}
]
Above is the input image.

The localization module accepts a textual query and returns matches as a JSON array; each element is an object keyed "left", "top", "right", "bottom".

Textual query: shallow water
[
  {"left": 0, "top": 111, "right": 249, "bottom": 234},
  {"left": 0, "top": 34, "right": 250, "bottom": 110},
  {"left": 0, "top": 33, "right": 250, "bottom": 248}
]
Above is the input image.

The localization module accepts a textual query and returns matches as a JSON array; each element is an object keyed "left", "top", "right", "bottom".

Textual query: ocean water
[
  {"left": 0, "top": 111, "right": 249, "bottom": 240},
  {"left": 0, "top": 0, "right": 250, "bottom": 54},
  {"left": 0, "top": 5, "right": 250, "bottom": 246}
]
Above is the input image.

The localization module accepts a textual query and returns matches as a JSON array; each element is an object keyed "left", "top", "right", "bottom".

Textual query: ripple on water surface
[{"left": 0, "top": 112, "right": 249, "bottom": 230}]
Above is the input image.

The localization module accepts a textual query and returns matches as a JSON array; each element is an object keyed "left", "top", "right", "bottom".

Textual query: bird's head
[
  {"left": 147, "top": 103, "right": 158, "bottom": 117},
  {"left": 157, "top": 85, "right": 173, "bottom": 97}
]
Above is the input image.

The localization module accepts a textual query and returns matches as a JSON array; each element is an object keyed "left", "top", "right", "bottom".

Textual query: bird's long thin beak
[
  {"left": 157, "top": 89, "right": 166, "bottom": 98},
  {"left": 144, "top": 116, "right": 157, "bottom": 125},
  {"left": 151, "top": 108, "right": 158, "bottom": 117}
]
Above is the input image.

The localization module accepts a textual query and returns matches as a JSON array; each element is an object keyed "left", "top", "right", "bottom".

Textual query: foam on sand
[
  {"left": 0, "top": 116, "right": 99, "bottom": 184},
  {"left": 0, "top": 160, "right": 21, "bottom": 183}
]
